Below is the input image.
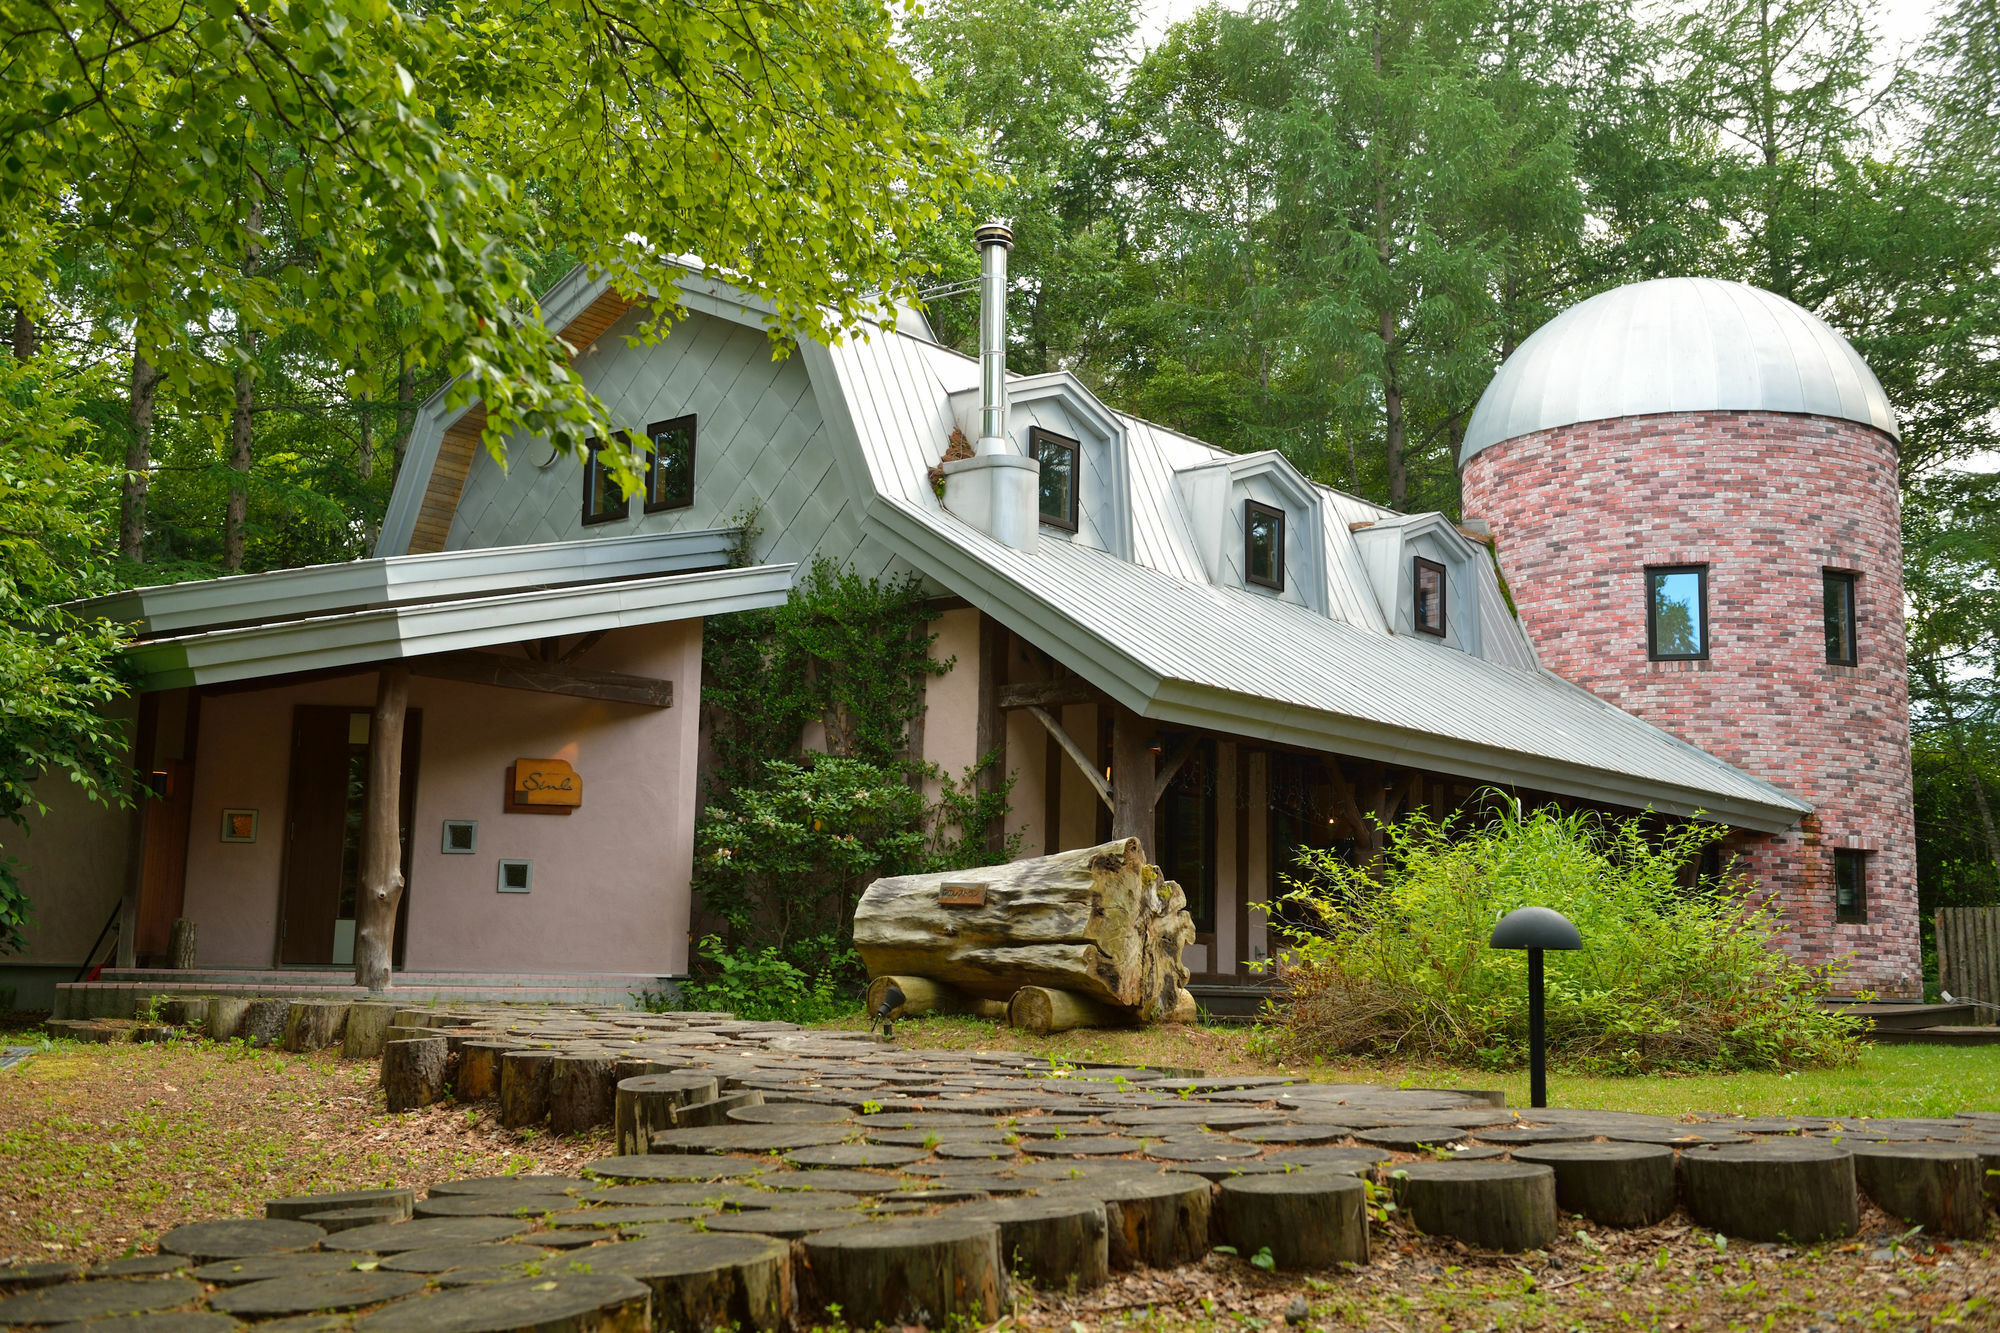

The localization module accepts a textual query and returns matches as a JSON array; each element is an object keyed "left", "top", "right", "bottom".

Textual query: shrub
[
  {"left": 1254, "top": 799, "right": 1862, "bottom": 1074},
  {"left": 650, "top": 935, "right": 856, "bottom": 1024}
]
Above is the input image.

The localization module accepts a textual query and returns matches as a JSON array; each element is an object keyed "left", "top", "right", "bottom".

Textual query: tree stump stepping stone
[
  {"left": 735, "top": 1170, "right": 896, "bottom": 1194},
  {"left": 283, "top": 1001, "right": 350, "bottom": 1053},
  {"left": 378, "top": 1245, "right": 559, "bottom": 1275},
  {"left": 1169, "top": 1159, "right": 1299, "bottom": 1181},
  {"left": 575, "top": 1234, "right": 788, "bottom": 1333},
  {"left": 0, "top": 1279, "right": 206, "bottom": 1326},
  {"left": 647, "top": 1125, "right": 850, "bottom": 1155},
  {"left": 1218, "top": 1169, "right": 1368, "bottom": 1270},
  {"left": 865, "top": 1127, "right": 1006, "bottom": 1146},
  {"left": 612, "top": 1075, "right": 719, "bottom": 1156},
  {"left": 733, "top": 1190, "right": 862, "bottom": 1211},
  {"left": 44, "top": 1315, "right": 239, "bottom": 1333},
  {"left": 191, "top": 1255, "right": 367, "bottom": 1285},
  {"left": 672, "top": 1092, "right": 764, "bottom": 1129},
  {"left": 547, "top": 1206, "right": 713, "bottom": 1228},
  {"left": 518, "top": 1232, "right": 600, "bottom": 1251},
  {"left": 88, "top": 1257, "right": 192, "bottom": 1278},
  {"left": 382, "top": 1039, "right": 448, "bottom": 1113},
  {"left": 956, "top": 1195, "right": 1109, "bottom": 1290},
  {"left": 416, "top": 1197, "right": 564, "bottom": 1220},
  {"left": 352, "top": 1274, "right": 651, "bottom": 1333},
  {"left": 782, "top": 1144, "right": 927, "bottom": 1169},
  {"left": 932, "top": 1141, "right": 1018, "bottom": 1160},
  {"left": 232, "top": 1317, "right": 350, "bottom": 1333},
  {"left": 727, "top": 1103, "right": 848, "bottom": 1125},
  {"left": 1230, "top": 1125, "right": 1353, "bottom": 1146},
  {"left": 1847, "top": 1143, "right": 1988, "bottom": 1239},
  {"left": 1020, "top": 1136, "right": 1144, "bottom": 1157},
  {"left": 581, "top": 1157, "right": 757, "bottom": 1183},
  {"left": 1010, "top": 1122, "right": 1118, "bottom": 1138},
  {"left": 548, "top": 1055, "right": 620, "bottom": 1136},
  {"left": 427, "top": 1176, "right": 588, "bottom": 1198},
  {"left": 1010, "top": 1159, "right": 1161, "bottom": 1183},
  {"left": 1080, "top": 1172, "right": 1213, "bottom": 1270},
  {"left": 1262, "top": 1147, "right": 1393, "bottom": 1174},
  {"left": 584, "top": 1184, "right": 753, "bottom": 1208},
  {"left": 797, "top": 1217, "right": 1006, "bottom": 1328},
  {"left": 1509, "top": 1143, "right": 1676, "bottom": 1228},
  {"left": 1390, "top": 1162, "right": 1557, "bottom": 1252},
  {"left": 1606, "top": 1126, "right": 1753, "bottom": 1146},
  {"left": 1679, "top": 1141, "right": 1859, "bottom": 1243},
  {"left": 499, "top": 1052, "right": 556, "bottom": 1129},
  {"left": 1474, "top": 1127, "right": 1599, "bottom": 1146},
  {"left": 240, "top": 999, "right": 291, "bottom": 1047},
  {"left": 208, "top": 1272, "right": 428, "bottom": 1317},
  {"left": 1358, "top": 1126, "right": 1478, "bottom": 1152},
  {"left": 702, "top": 1209, "right": 867, "bottom": 1240},
  {"left": 268, "top": 1190, "right": 415, "bottom": 1224},
  {"left": 324, "top": 1218, "right": 532, "bottom": 1253},
  {"left": 0, "top": 1262, "right": 81, "bottom": 1290},
  {"left": 1145, "top": 1140, "right": 1263, "bottom": 1162},
  {"left": 453, "top": 1043, "right": 515, "bottom": 1102},
  {"left": 856, "top": 1113, "right": 1001, "bottom": 1130},
  {"left": 161, "top": 1220, "right": 326, "bottom": 1262}
]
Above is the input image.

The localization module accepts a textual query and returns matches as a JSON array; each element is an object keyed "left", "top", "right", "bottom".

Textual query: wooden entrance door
[{"left": 278, "top": 704, "right": 421, "bottom": 967}]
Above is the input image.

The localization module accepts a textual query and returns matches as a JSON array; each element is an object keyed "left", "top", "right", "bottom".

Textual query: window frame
[
  {"left": 1412, "top": 556, "right": 1448, "bottom": 638},
  {"left": 1244, "top": 500, "right": 1286, "bottom": 591},
  {"left": 1833, "top": 848, "right": 1868, "bottom": 925},
  {"left": 1031, "top": 426, "right": 1081, "bottom": 532},
  {"left": 1154, "top": 737, "right": 1218, "bottom": 934},
  {"left": 1823, "top": 569, "right": 1858, "bottom": 667},
  {"left": 643, "top": 414, "right": 698, "bottom": 515},
  {"left": 581, "top": 434, "right": 632, "bottom": 527},
  {"left": 1645, "top": 564, "right": 1710, "bottom": 661}
]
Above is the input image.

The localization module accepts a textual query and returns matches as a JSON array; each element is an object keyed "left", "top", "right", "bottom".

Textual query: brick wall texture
[{"left": 1462, "top": 411, "right": 1920, "bottom": 996}]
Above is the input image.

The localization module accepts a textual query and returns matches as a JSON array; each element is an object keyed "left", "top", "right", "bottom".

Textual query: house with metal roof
[{"left": 14, "top": 232, "right": 1894, "bottom": 1010}]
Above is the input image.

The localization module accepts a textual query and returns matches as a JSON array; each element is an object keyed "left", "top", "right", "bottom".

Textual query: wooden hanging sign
[
  {"left": 507, "top": 758, "right": 583, "bottom": 814},
  {"left": 938, "top": 882, "right": 987, "bottom": 907}
]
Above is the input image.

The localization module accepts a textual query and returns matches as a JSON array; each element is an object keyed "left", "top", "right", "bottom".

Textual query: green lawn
[{"left": 830, "top": 1014, "right": 2000, "bottom": 1119}]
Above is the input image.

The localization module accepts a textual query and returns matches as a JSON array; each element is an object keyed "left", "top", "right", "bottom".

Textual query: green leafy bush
[
  {"left": 1254, "top": 800, "right": 1862, "bottom": 1074},
  {"left": 651, "top": 935, "right": 855, "bottom": 1025}
]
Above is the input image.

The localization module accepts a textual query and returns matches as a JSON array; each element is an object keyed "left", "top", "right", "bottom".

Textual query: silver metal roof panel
[{"left": 1461, "top": 278, "right": 1899, "bottom": 465}]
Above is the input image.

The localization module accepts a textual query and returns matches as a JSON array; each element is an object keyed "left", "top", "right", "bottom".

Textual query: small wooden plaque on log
[{"left": 937, "top": 882, "right": 986, "bottom": 907}]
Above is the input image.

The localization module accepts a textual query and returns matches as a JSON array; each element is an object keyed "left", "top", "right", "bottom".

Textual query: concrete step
[
  {"left": 1188, "top": 983, "right": 1277, "bottom": 1024},
  {"left": 1824, "top": 1000, "right": 1983, "bottom": 1030},
  {"left": 1871, "top": 1024, "right": 2000, "bottom": 1046},
  {"left": 53, "top": 971, "right": 676, "bottom": 1020}
]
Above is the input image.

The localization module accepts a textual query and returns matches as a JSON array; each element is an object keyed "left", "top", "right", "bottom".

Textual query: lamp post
[{"left": 1489, "top": 906, "right": 1582, "bottom": 1109}]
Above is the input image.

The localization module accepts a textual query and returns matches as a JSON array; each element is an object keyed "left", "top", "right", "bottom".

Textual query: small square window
[
  {"left": 441, "top": 819, "right": 478, "bottom": 854},
  {"left": 1833, "top": 848, "right": 1867, "bottom": 924},
  {"left": 497, "top": 859, "right": 533, "bottom": 894},
  {"left": 1245, "top": 501, "right": 1285, "bottom": 590},
  {"left": 1413, "top": 557, "right": 1447, "bottom": 637},
  {"left": 1646, "top": 565, "right": 1708, "bottom": 660},
  {"left": 1823, "top": 570, "right": 1857, "bottom": 666},
  {"left": 645, "top": 415, "right": 697, "bottom": 513},
  {"left": 1034, "top": 427, "right": 1079, "bottom": 531},
  {"left": 582, "top": 435, "right": 632, "bottom": 526}
]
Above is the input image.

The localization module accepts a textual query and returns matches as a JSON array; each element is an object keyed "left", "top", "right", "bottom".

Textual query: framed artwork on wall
[{"left": 220, "top": 809, "right": 258, "bottom": 843}]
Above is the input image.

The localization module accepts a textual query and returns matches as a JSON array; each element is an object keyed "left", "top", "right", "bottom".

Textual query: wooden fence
[{"left": 1936, "top": 906, "right": 2000, "bottom": 1014}]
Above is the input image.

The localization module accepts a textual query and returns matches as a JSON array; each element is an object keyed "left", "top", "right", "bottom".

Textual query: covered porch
[{"left": 37, "top": 529, "right": 792, "bottom": 997}]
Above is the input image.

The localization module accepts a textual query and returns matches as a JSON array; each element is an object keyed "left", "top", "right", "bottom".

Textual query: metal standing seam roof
[{"left": 1461, "top": 277, "right": 1901, "bottom": 465}]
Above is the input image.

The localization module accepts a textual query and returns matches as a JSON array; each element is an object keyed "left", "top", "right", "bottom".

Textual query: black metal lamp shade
[{"left": 1489, "top": 906, "right": 1582, "bottom": 951}]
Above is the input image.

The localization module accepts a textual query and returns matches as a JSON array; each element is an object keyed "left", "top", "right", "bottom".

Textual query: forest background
[{"left": 1, "top": 0, "right": 1997, "bottom": 980}]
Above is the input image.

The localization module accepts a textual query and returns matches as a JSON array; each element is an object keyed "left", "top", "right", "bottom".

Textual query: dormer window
[
  {"left": 1414, "top": 557, "right": 1446, "bottom": 636},
  {"left": 1034, "top": 427, "right": 1079, "bottom": 531},
  {"left": 644, "top": 415, "right": 696, "bottom": 513},
  {"left": 1245, "top": 501, "right": 1285, "bottom": 590},
  {"left": 582, "top": 435, "right": 631, "bottom": 526}
]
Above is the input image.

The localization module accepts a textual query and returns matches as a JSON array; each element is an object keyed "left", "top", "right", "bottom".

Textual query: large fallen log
[{"left": 853, "top": 839, "right": 1195, "bottom": 1024}]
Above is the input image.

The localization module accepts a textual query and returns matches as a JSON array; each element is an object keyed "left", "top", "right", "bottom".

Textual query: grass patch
[
  {"left": 834, "top": 1014, "right": 2000, "bottom": 1118},
  {"left": 0, "top": 1030, "right": 610, "bottom": 1262}
]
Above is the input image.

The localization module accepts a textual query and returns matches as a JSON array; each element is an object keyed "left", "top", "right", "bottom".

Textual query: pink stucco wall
[
  {"left": 179, "top": 621, "right": 702, "bottom": 975},
  {"left": 921, "top": 609, "right": 982, "bottom": 798}
]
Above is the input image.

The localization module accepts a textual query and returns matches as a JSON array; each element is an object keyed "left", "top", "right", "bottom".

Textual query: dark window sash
[
  {"left": 1032, "top": 426, "right": 1080, "bottom": 531},
  {"left": 581, "top": 434, "right": 631, "bottom": 526},
  {"left": 1823, "top": 569, "right": 1858, "bottom": 666},
  {"left": 1245, "top": 500, "right": 1285, "bottom": 590},
  {"left": 1645, "top": 564, "right": 1709, "bottom": 661},
  {"left": 1413, "top": 556, "right": 1448, "bottom": 637}
]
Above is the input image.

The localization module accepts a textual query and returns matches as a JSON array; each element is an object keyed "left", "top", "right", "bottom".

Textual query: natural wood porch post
[
  {"left": 1110, "top": 706, "right": 1154, "bottom": 847},
  {"left": 354, "top": 664, "right": 411, "bottom": 992}
]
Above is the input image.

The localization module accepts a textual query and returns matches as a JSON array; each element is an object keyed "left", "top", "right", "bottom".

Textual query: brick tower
[{"left": 1460, "top": 277, "right": 1919, "bottom": 995}]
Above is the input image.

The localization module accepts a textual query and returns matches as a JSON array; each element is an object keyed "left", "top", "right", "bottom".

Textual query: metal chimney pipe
[{"left": 974, "top": 220, "right": 1013, "bottom": 456}]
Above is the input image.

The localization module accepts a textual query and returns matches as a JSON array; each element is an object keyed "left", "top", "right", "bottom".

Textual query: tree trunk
[
  {"left": 548, "top": 1053, "right": 619, "bottom": 1135},
  {"left": 357, "top": 390, "right": 375, "bottom": 481},
  {"left": 353, "top": 665, "right": 411, "bottom": 992},
  {"left": 224, "top": 362, "right": 254, "bottom": 570},
  {"left": 395, "top": 352, "right": 415, "bottom": 466},
  {"left": 1008, "top": 985, "right": 1131, "bottom": 1035},
  {"left": 853, "top": 838, "right": 1195, "bottom": 1022},
  {"left": 11, "top": 306, "right": 36, "bottom": 360},
  {"left": 864, "top": 974, "right": 973, "bottom": 1022},
  {"left": 382, "top": 1037, "right": 448, "bottom": 1112},
  {"left": 121, "top": 353, "right": 160, "bottom": 562},
  {"left": 165, "top": 917, "right": 196, "bottom": 969},
  {"left": 1110, "top": 707, "right": 1154, "bottom": 846}
]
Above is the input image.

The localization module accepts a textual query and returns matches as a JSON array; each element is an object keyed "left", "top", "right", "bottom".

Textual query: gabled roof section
[{"left": 1173, "top": 450, "right": 1329, "bottom": 613}]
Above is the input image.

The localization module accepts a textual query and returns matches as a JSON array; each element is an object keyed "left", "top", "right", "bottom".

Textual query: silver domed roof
[{"left": 1460, "top": 277, "right": 1899, "bottom": 466}]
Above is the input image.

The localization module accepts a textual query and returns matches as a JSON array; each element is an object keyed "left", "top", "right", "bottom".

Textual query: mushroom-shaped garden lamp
[{"left": 1489, "top": 906, "right": 1582, "bottom": 1109}]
